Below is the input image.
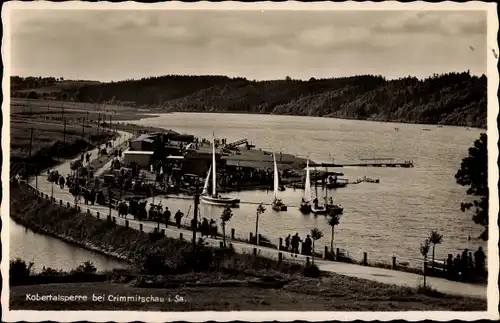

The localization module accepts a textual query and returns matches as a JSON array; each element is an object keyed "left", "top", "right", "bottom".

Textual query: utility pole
[
  {"left": 61, "top": 107, "right": 64, "bottom": 120},
  {"left": 63, "top": 119, "right": 67, "bottom": 143},
  {"left": 81, "top": 117, "right": 85, "bottom": 139},
  {"left": 192, "top": 180, "right": 200, "bottom": 253},
  {"left": 108, "top": 188, "right": 113, "bottom": 217},
  {"left": 28, "top": 127, "right": 34, "bottom": 159},
  {"left": 35, "top": 166, "right": 38, "bottom": 191}
]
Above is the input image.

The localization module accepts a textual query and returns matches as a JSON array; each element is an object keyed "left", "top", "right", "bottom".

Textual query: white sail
[
  {"left": 202, "top": 165, "right": 211, "bottom": 196},
  {"left": 212, "top": 138, "right": 216, "bottom": 197},
  {"left": 304, "top": 160, "right": 312, "bottom": 202},
  {"left": 273, "top": 153, "right": 279, "bottom": 201}
]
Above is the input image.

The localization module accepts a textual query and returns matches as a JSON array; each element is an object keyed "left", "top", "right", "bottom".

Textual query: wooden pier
[{"left": 311, "top": 158, "right": 414, "bottom": 168}]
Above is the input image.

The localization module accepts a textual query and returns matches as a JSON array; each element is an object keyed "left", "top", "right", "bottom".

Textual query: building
[
  {"left": 123, "top": 151, "right": 154, "bottom": 168},
  {"left": 130, "top": 134, "right": 155, "bottom": 151}
]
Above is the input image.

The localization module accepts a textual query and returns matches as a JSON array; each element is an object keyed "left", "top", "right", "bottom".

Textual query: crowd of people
[{"left": 444, "top": 247, "right": 486, "bottom": 282}]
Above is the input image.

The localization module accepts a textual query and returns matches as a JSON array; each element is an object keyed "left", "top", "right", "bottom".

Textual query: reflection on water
[
  {"left": 9, "top": 218, "right": 128, "bottom": 272},
  {"left": 132, "top": 113, "right": 487, "bottom": 267}
]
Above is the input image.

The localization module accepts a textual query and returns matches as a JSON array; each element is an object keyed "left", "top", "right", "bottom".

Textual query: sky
[{"left": 9, "top": 9, "right": 488, "bottom": 82}]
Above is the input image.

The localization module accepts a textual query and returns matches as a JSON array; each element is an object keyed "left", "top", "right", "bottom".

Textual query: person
[
  {"left": 453, "top": 254, "right": 462, "bottom": 280},
  {"left": 59, "top": 176, "right": 65, "bottom": 189},
  {"left": 461, "top": 249, "right": 469, "bottom": 281},
  {"left": 474, "top": 247, "right": 486, "bottom": 276},
  {"left": 201, "top": 218, "right": 209, "bottom": 236},
  {"left": 163, "top": 207, "right": 171, "bottom": 227},
  {"left": 291, "top": 233, "right": 301, "bottom": 254},
  {"left": 304, "top": 235, "right": 312, "bottom": 255},
  {"left": 285, "top": 234, "right": 291, "bottom": 250},
  {"left": 446, "top": 254, "right": 454, "bottom": 279},
  {"left": 175, "top": 209, "right": 183, "bottom": 229}
]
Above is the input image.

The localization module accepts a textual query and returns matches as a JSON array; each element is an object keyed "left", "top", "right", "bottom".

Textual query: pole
[
  {"left": 61, "top": 107, "right": 64, "bottom": 120},
  {"left": 63, "top": 119, "right": 67, "bottom": 143},
  {"left": 81, "top": 117, "right": 85, "bottom": 139},
  {"left": 97, "top": 113, "right": 100, "bottom": 135},
  {"left": 51, "top": 181, "right": 54, "bottom": 202},
  {"left": 28, "top": 127, "right": 34, "bottom": 159},
  {"left": 35, "top": 167, "right": 38, "bottom": 191},
  {"left": 192, "top": 180, "right": 200, "bottom": 253},
  {"left": 108, "top": 188, "right": 112, "bottom": 217}
]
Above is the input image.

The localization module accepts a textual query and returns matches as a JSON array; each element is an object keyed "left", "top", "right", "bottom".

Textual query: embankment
[{"left": 9, "top": 182, "right": 304, "bottom": 276}]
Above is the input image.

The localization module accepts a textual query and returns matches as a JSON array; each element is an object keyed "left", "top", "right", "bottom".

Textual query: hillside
[{"left": 11, "top": 72, "right": 487, "bottom": 128}]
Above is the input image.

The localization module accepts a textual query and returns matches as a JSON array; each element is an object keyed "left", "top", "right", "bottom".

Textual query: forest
[{"left": 11, "top": 72, "right": 487, "bottom": 128}]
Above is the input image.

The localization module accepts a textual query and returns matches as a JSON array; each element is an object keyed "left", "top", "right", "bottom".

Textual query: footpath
[{"left": 27, "top": 131, "right": 487, "bottom": 300}]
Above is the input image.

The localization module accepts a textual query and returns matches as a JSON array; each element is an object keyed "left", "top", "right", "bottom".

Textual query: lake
[
  {"left": 130, "top": 113, "right": 487, "bottom": 267},
  {"left": 9, "top": 218, "right": 128, "bottom": 273}
]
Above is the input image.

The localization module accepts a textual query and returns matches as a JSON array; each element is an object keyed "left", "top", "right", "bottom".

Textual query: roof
[
  {"left": 123, "top": 150, "right": 154, "bottom": 155},
  {"left": 132, "top": 134, "right": 155, "bottom": 142}
]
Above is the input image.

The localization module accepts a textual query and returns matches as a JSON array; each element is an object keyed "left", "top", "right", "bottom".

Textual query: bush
[
  {"left": 39, "top": 266, "right": 65, "bottom": 276},
  {"left": 10, "top": 258, "right": 34, "bottom": 285},
  {"left": 148, "top": 230, "right": 164, "bottom": 242},
  {"left": 303, "top": 264, "right": 321, "bottom": 278},
  {"left": 141, "top": 254, "right": 169, "bottom": 275},
  {"left": 73, "top": 261, "right": 97, "bottom": 274}
]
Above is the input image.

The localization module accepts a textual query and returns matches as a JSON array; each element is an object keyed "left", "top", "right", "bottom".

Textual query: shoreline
[{"left": 142, "top": 110, "right": 487, "bottom": 130}]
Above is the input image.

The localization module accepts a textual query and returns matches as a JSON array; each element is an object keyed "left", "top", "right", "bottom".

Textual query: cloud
[{"left": 371, "top": 11, "right": 487, "bottom": 36}]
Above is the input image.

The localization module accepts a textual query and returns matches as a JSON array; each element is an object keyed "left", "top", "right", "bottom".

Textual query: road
[{"left": 28, "top": 131, "right": 487, "bottom": 300}]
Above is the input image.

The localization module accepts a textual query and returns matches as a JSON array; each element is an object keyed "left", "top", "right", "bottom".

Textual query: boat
[
  {"left": 311, "top": 200, "right": 328, "bottom": 215},
  {"left": 200, "top": 139, "right": 240, "bottom": 207},
  {"left": 325, "top": 174, "right": 347, "bottom": 188},
  {"left": 299, "top": 160, "right": 312, "bottom": 214},
  {"left": 271, "top": 153, "right": 287, "bottom": 212},
  {"left": 325, "top": 197, "right": 343, "bottom": 215}
]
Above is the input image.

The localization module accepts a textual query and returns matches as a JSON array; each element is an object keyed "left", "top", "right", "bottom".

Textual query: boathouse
[
  {"left": 123, "top": 151, "right": 154, "bottom": 168},
  {"left": 130, "top": 134, "right": 155, "bottom": 151}
]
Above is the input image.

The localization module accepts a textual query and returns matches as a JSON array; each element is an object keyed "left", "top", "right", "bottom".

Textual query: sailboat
[
  {"left": 200, "top": 138, "right": 240, "bottom": 207},
  {"left": 311, "top": 166, "right": 327, "bottom": 215},
  {"left": 299, "top": 160, "right": 312, "bottom": 214},
  {"left": 272, "top": 153, "right": 287, "bottom": 211}
]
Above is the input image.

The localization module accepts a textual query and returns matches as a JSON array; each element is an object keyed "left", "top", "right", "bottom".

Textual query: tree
[
  {"left": 254, "top": 203, "right": 266, "bottom": 245},
  {"left": 428, "top": 229, "right": 443, "bottom": 272},
  {"left": 419, "top": 239, "right": 431, "bottom": 288},
  {"left": 310, "top": 228, "right": 324, "bottom": 265},
  {"left": 455, "top": 133, "right": 488, "bottom": 240},
  {"left": 220, "top": 206, "right": 233, "bottom": 247},
  {"left": 327, "top": 213, "right": 341, "bottom": 259}
]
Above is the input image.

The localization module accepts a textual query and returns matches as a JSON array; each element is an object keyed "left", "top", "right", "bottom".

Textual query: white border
[{"left": 1, "top": 1, "right": 498, "bottom": 322}]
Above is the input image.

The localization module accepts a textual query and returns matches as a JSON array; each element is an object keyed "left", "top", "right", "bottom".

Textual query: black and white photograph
[{"left": 2, "top": 1, "right": 498, "bottom": 321}]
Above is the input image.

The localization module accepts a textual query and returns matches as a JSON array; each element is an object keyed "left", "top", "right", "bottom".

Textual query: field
[{"left": 11, "top": 98, "right": 154, "bottom": 121}]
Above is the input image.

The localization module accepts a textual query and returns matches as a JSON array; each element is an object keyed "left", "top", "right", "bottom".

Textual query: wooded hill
[{"left": 11, "top": 72, "right": 487, "bottom": 128}]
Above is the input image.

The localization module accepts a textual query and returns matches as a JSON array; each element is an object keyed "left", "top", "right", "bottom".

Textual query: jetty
[{"left": 311, "top": 158, "right": 414, "bottom": 168}]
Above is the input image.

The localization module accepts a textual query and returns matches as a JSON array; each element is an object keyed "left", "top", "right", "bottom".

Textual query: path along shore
[{"left": 24, "top": 130, "right": 486, "bottom": 300}]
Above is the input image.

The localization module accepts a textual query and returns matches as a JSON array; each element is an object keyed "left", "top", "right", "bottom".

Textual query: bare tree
[
  {"left": 420, "top": 239, "right": 431, "bottom": 288},
  {"left": 254, "top": 203, "right": 266, "bottom": 245},
  {"left": 220, "top": 206, "right": 233, "bottom": 248},
  {"left": 310, "top": 228, "right": 324, "bottom": 265},
  {"left": 327, "top": 213, "right": 341, "bottom": 258},
  {"left": 428, "top": 229, "right": 443, "bottom": 272}
]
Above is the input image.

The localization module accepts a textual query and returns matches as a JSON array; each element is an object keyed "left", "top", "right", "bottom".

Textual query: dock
[{"left": 311, "top": 158, "right": 414, "bottom": 168}]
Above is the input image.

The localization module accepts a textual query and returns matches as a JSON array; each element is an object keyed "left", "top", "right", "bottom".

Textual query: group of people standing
[
  {"left": 445, "top": 247, "right": 486, "bottom": 281},
  {"left": 284, "top": 233, "right": 314, "bottom": 256}
]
